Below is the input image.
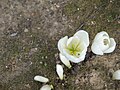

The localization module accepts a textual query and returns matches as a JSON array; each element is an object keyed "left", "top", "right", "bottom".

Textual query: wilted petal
[
  {"left": 59, "top": 53, "right": 72, "bottom": 68},
  {"left": 74, "top": 30, "right": 89, "bottom": 46},
  {"left": 40, "top": 85, "right": 53, "bottom": 90},
  {"left": 104, "top": 38, "right": 116, "bottom": 53},
  {"left": 56, "top": 64, "right": 64, "bottom": 80},
  {"left": 34, "top": 75, "right": 49, "bottom": 83},
  {"left": 113, "top": 70, "right": 120, "bottom": 80},
  {"left": 91, "top": 42, "right": 103, "bottom": 55},
  {"left": 58, "top": 36, "right": 68, "bottom": 54}
]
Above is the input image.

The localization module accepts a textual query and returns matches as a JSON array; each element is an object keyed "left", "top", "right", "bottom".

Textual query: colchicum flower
[
  {"left": 58, "top": 30, "right": 89, "bottom": 63},
  {"left": 34, "top": 75, "right": 49, "bottom": 83},
  {"left": 40, "top": 85, "right": 53, "bottom": 90},
  {"left": 91, "top": 31, "right": 116, "bottom": 55},
  {"left": 113, "top": 70, "right": 120, "bottom": 80},
  {"left": 56, "top": 64, "right": 64, "bottom": 80}
]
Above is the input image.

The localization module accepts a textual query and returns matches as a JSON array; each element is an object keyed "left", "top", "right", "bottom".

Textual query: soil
[{"left": 0, "top": 0, "right": 120, "bottom": 90}]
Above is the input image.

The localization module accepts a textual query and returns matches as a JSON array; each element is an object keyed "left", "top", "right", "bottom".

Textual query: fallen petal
[
  {"left": 40, "top": 85, "right": 53, "bottom": 90},
  {"left": 59, "top": 53, "right": 72, "bottom": 68},
  {"left": 34, "top": 75, "right": 49, "bottom": 83},
  {"left": 113, "top": 70, "right": 120, "bottom": 80},
  {"left": 56, "top": 64, "right": 64, "bottom": 80}
]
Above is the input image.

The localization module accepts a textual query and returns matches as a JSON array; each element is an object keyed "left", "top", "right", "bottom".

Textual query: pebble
[
  {"left": 77, "top": 8, "right": 80, "bottom": 10},
  {"left": 24, "top": 28, "right": 29, "bottom": 32},
  {"left": 10, "top": 32, "right": 17, "bottom": 37}
]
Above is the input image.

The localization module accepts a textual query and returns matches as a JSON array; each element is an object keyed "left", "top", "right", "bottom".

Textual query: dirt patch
[{"left": 0, "top": 0, "right": 120, "bottom": 90}]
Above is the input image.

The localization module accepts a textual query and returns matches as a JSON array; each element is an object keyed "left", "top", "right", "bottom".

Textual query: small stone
[
  {"left": 6, "top": 66, "right": 8, "bottom": 68},
  {"left": 91, "top": 21, "right": 96, "bottom": 25},
  {"left": 42, "top": 56, "right": 44, "bottom": 59},
  {"left": 55, "top": 4, "right": 60, "bottom": 8},
  {"left": 40, "top": 62, "right": 43, "bottom": 64},
  {"left": 10, "top": 32, "right": 17, "bottom": 37},
  {"left": 45, "top": 56, "right": 48, "bottom": 59},
  {"left": 37, "top": 27, "right": 40, "bottom": 29},
  {"left": 24, "top": 28, "right": 29, "bottom": 32},
  {"left": 118, "top": 21, "right": 120, "bottom": 24},
  {"left": 44, "top": 63, "right": 47, "bottom": 66}
]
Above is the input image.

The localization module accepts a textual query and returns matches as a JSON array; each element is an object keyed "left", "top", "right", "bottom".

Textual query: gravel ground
[{"left": 0, "top": 0, "right": 120, "bottom": 90}]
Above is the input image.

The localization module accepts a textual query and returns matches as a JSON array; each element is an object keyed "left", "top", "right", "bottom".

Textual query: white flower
[
  {"left": 59, "top": 53, "right": 72, "bottom": 68},
  {"left": 56, "top": 64, "right": 64, "bottom": 80},
  {"left": 91, "top": 31, "right": 116, "bottom": 55},
  {"left": 113, "top": 70, "right": 120, "bottom": 80},
  {"left": 58, "top": 30, "right": 89, "bottom": 63},
  {"left": 40, "top": 85, "right": 53, "bottom": 90},
  {"left": 34, "top": 75, "right": 49, "bottom": 83}
]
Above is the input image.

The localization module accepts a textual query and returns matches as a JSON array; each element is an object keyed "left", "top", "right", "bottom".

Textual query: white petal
[
  {"left": 62, "top": 48, "right": 87, "bottom": 63},
  {"left": 66, "top": 36, "right": 81, "bottom": 49},
  {"left": 91, "top": 42, "right": 104, "bottom": 55},
  {"left": 58, "top": 36, "right": 68, "bottom": 54},
  {"left": 56, "top": 64, "right": 64, "bottom": 80},
  {"left": 74, "top": 30, "right": 89, "bottom": 46},
  {"left": 94, "top": 31, "right": 109, "bottom": 42},
  {"left": 104, "top": 38, "right": 116, "bottom": 53},
  {"left": 66, "top": 37, "right": 74, "bottom": 46},
  {"left": 113, "top": 70, "right": 120, "bottom": 80},
  {"left": 59, "top": 53, "right": 72, "bottom": 68},
  {"left": 34, "top": 75, "right": 49, "bottom": 83},
  {"left": 40, "top": 85, "right": 53, "bottom": 90}
]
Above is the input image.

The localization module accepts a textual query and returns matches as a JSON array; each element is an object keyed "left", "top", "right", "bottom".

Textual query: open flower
[
  {"left": 34, "top": 75, "right": 49, "bottom": 83},
  {"left": 91, "top": 31, "right": 116, "bottom": 55},
  {"left": 56, "top": 64, "right": 64, "bottom": 80},
  {"left": 58, "top": 30, "right": 89, "bottom": 63},
  {"left": 40, "top": 85, "right": 53, "bottom": 90}
]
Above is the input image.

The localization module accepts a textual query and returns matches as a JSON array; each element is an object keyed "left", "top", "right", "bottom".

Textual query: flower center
[
  {"left": 103, "top": 39, "right": 109, "bottom": 45},
  {"left": 66, "top": 42, "right": 82, "bottom": 58}
]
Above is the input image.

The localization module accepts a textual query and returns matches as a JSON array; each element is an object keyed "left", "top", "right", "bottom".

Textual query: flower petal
[
  {"left": 58, "top": 36, "right": 68, "bottom": 54},
  {"left": 66, "top": 36, "right": 80, "bottom": 48},
  {"left": 74, "top": 30, "right": 89, "bottom": 46},
  {"left": 94, "top": 31, "right": 109, "bottom": 42},
  {"left": 40, "top": 85, "right": 53, "bottom": 90},
  {"left": 59, "top": 53, "right": 72, "bottom": 68},
  {"left": 91, "top": 42, "right": 104, "bottom": 55},
  {"left": 113, "top": 70, "right": 120, "bottom": 80},
  {"left": 62, "top": 48, "right": 87, "bottom": 63},
  {"left": 34, "top": 75, "right": 49, "bottom": 83},
  {"left": 56, "top": 64, "right": 64, "bottom": 80},
  {"left": 103, "top": 38, "right": 116, "bottom": 53}
]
